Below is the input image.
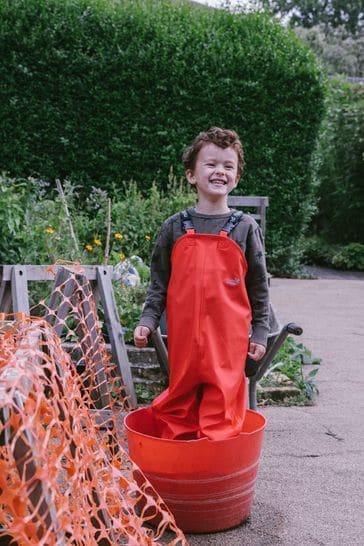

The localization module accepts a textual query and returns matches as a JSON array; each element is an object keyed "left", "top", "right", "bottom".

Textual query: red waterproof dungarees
[{"left": 150, "top": 211, "right": 252, "bottom": 441}]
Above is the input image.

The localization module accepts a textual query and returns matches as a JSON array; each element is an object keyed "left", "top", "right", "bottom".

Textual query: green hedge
[
  {"left": 312, "top": 79, "right": 364, "bottom": 245},
  {"left": 0, "top": 0, "right": 325, "bottom": 272}
]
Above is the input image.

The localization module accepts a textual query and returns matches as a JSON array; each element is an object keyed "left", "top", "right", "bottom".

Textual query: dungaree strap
[
  {"left": 219, "top": 210, "right": 243, "bottom": 235},
  {"left": 180, "top": 209, "right": 195, "bottom": 234},
  {"left": 181, "top": 209, "right": 243, "bottom": 235}
]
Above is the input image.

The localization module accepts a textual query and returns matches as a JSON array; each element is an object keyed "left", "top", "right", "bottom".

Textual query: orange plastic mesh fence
[{"left": 0, "top": 265, "right": 187, "bottom": 545}]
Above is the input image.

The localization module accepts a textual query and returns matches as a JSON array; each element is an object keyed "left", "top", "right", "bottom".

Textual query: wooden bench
[{"left": 227, "top": 195, "right": 269, "bottom": 239}]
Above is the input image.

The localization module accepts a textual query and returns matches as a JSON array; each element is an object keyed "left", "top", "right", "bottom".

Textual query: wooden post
[{"left": 97, "top": 266, "right": 137, "bottom": 407}]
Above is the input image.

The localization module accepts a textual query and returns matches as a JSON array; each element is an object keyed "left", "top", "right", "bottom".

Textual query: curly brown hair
[{"left": 182, "top": 127, "right": 245, "bottom": 176}]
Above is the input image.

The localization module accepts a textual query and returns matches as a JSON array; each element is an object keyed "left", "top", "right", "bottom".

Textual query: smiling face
[{"left": 186, "top": 143, "right": 239, "bottom": 207}]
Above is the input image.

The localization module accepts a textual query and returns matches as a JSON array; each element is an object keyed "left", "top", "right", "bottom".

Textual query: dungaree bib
[{"left": 150, "top": 210, "right": 252, "bottom": 441}]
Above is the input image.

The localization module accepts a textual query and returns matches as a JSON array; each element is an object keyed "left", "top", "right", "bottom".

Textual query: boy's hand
[
  {"left": 134, "top": 326, "right": 151, "bottom": 348},
  {"left": 247, "top": 342, "right": 266, "bottom": 362}
]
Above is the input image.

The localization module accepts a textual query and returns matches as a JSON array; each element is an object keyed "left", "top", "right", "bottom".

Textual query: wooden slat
[
  {"left": 151, "top": 327, "right": 169, "bottom": 377},
  {"left": 74, "top": 274, "right": 111, "bottom": 409},
  {"left": 0, "top": 279, "right": 12, "bottom": 313},
  {"left": 96, "top": 266, "right": 137, "bottom": 408},
  {"left": 11, "top": 265, "right": 30, "bottom": 314},
  {"left": 228, "top": 196, "right": 269, "bottom": 207},
  {"left": 0, "top": 264, "right": 108, "bottom": 282},
  {"left": 2, "top": 265, "right": 136, "bottom": 408},
  {"left": 45, "top": 267, "right": 77, "bottom": 337}
]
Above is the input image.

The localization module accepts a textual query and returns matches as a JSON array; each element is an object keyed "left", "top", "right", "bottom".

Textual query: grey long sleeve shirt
[{"left": 139, "top": 207, "right": 270, "bottom": 347}]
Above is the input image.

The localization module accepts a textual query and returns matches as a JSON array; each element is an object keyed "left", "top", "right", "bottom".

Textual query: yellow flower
[
  {"left": 85, "top": 244, "right": 93, "bottom": 251},
  {"left": 145, "top": 234, "right": 151, "bottom": 241},
  {"left": 45, "top": 227, "right": 55, "bottom": 235},
  {"left": 114, "top": 233, "right": 123, "bottom": 239},
  {"left": 119, "top": 253, "right": 125, "bottom": 261},
  {"left": 94, "top": 238, "right": 102, "bottom": 246}
]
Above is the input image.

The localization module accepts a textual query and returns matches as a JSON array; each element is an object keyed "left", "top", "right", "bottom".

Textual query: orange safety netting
[{"left": 0, "top": 265, "right": 187, "bottom": 545}]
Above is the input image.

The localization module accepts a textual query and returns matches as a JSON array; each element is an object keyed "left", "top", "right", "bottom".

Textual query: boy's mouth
[{"left": 209, "top": 178, "right": 226, "bottom": 185}]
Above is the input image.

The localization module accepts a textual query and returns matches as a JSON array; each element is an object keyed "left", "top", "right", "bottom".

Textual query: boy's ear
[{"left": 186, "top": 170, "right": 196, "bottom": 186}]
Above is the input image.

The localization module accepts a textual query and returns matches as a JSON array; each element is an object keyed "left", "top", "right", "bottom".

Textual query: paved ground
[
  {"left": 186, "top": 276, "right": 364, "bottom": 545},
  {"left": 303, "top": 265, "right": 364, "bottom": 281}
]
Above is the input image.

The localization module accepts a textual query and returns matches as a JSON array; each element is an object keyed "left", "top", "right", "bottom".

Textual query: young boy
[{"left": 134, "top": 127, "right": 269, "bottom": 441}]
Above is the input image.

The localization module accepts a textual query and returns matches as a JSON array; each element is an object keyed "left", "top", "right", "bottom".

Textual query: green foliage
[
  {"left": 332, "top": 243, "right": 364, "bottom": 271},
  {"left": 260, "top": 0, "right": 363, "bottom": 35},
  {"left": 312, "top": 80, "right": 364, "bottom": 245},
  {"left": 302, "top": 237, "right": 364, "bottom": 272},
  {"left": 302, "top": 236, "right": 338, "bottom": 267},
  {"left": 110, "top": 173, "right": 194, "bottom": 263},
  {"left": 113, "top": 283, "right": 149, "bottom": 343},
  {"left": 264, "top": 335, "right": 321, "bottom": 400},
  {"left": 0, "top": 175, "right": 106, "bottom": 264},
  {"left": 0, "top": 173, "right": 194, "bottom": 267},
  {"left": 134, "top": 382, "right": 165, "bottom": 405},
  {"left": 0, "top": 175, "right": 29, "bottom": 263},
  {"left": 0, "top": 0, "right": 325, "bottom": 273},
  {"left": 295, "top": 24, "right": 364, "bottom": 77}
]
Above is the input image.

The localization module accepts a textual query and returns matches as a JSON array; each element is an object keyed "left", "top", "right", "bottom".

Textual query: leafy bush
[
  {"left": 332, "top": 243, "right": 364, "bottom": 271},
  {"left": 302, "top": 237, "right": 364, "bottom": 271},
  {"left": 312, "top": 79, "right": 364, "bottom": 245},
  {"left": 0, "top": 0, "right": 325, "bottom": 272},
  {"left": 110, "top": 175, "right": 194, "bottom": 263},
  {"left": 0, "top": 173, "right": 194, "bottom": 266},
  {"left": 302, "top": 235, "right": 338, "bottom": 267},
  {"left": 295, "top": 24, "right": 364, "bottom": 77},
  {"left": 0, "top": 175, "right": 103, "bottom": 264}
]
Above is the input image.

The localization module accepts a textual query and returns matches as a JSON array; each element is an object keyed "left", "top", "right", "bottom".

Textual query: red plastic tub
[{"left": 124, "top": 407, "right": 266, "bottom": 533}]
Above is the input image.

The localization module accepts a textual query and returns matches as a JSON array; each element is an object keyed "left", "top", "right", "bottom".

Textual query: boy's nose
[{"left": 214, "top": 165, "right": 225, "bottom": 175}]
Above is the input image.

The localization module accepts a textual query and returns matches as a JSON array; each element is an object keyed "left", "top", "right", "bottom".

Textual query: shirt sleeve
[
  {"left": 138, "top": 219, "right": 173, "bottom": 332},
  {"left": 245, "top": 223, "right": 270, "bottom": 347}
]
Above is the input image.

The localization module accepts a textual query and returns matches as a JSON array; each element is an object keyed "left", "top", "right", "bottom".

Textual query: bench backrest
[{"left": 227, "top": 196, "right": 269, "bottom": 239}]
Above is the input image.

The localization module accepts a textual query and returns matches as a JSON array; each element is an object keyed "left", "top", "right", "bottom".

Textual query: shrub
[
  {"left": 332, "top": 243, "right": 364, "bottom": 271},
  {"left": 312, "top": 79, "right": 364, "bottom": 245},
  {"left": 0, "top": 174, "right": 193, "bottom": 339},
  {"left": 0, "top": 0, "right": 325, "bottom": 272},
  {"left": 113, "top": 284, "right": 148, "bottom": 344},
  {"left": 302, "top": 237, "right": 364, "bottom": 271},
  {"left": 0, "top": 173, "right": 194, "bottom": 267},
  {"left": 0, "top": 174, "right": 31, "bottom": 263},
  {"left": 0, "top": 175, "right": 102, "bottom": 264},
  {"left": 109, "top": 175, "right": 194, "bottom": 263},
  {"left": 302, "top": 235, "right": 338, "bottom": 267},
  {"left": 295, "top": 25, "right": 364, "bottom": 77}
]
